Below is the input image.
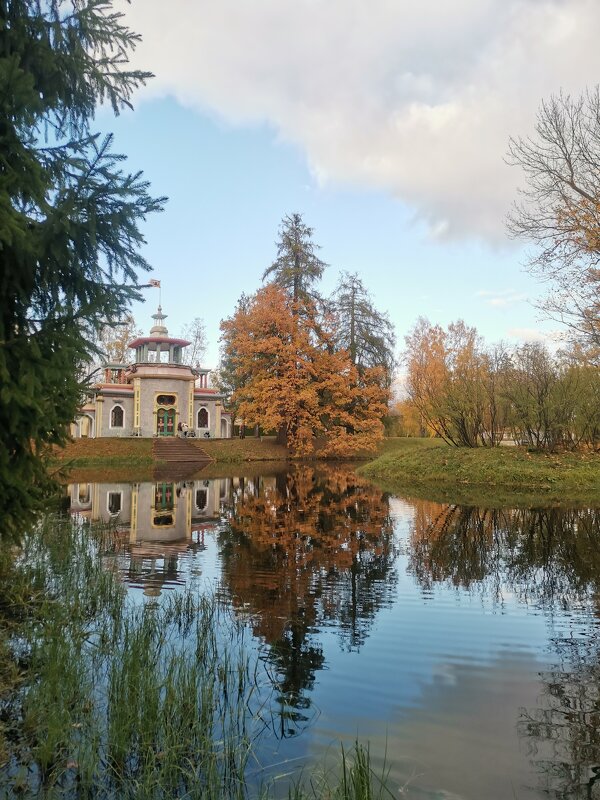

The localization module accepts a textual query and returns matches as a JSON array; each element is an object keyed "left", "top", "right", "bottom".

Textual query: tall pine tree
[
  {"left": 0, "top": 1, "right": 165, "bottom": 538},
  {"left": 262, "top": 212, "right": 327, "bottom": 307},
  {"left": 331, "top": 272, "right": 396, "bottom": 386}
]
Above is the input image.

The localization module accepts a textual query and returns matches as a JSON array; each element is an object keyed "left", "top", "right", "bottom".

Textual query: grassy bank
[
  {"left": 360, "top": 438, "right": 600, "bottom": 506},
  {"left": 56, "top": 438, "right": 155, "bottom": 468},
  {"left": 54, "top": 436, "right": 600, "bottom": 506},
  {"left": 54, "top": 436, "right": 290, "bottom": 468},
  {"left": 198, "top": 436, "right": 289, "bottom": 462},
  {"left": 55, "top": 434, "right": 429, "bottom": 470},
  {"left": 0, "top": 516, "right": 392, "bottom": 799}
]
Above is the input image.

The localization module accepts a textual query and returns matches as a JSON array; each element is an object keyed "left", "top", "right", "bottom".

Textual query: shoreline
[
  {"left": 359, "top": 439, "right": 600, "bottom": 507},
  {"left": 54, "top": 435, "right": 291, "bottom": 469},
  {"left": 54, "top": 436, "right": 600, "bottom": 506}
]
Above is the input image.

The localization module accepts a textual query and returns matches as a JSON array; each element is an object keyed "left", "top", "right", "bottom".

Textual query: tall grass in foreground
[{"left": 0, "top": 516, "right": 394, "bottom": 799}]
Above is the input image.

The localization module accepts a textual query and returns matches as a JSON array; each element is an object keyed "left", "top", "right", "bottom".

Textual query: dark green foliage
[
  {"left": 0, "top": 1, "right": 165, "bottom": 538},
  {"left": 217, "top": 293, "right": 250, "bottom": 420},
  {"left": 331, "top": 272, "right": 396, "bottom": 385},
  {"left": 262, "top": 212, "right": 327, "bottom": 305}
]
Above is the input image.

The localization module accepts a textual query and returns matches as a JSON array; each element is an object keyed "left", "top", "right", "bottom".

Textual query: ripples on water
[{"left": 67, "top": 466, "right": 600, "bottom": 799}]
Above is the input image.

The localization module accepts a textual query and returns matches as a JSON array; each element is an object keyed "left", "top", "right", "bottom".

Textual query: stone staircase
[{"left": 153, "top": 437, "right": 211, "bottom": 464}]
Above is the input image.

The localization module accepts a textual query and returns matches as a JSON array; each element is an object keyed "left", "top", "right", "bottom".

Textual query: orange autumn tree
[
  {"left": 393, "top": 398, "right": 432, "bottom": 437},
  {"left": 220, "top": 283, "right": 387, "bottom": 456},
  {"left": 404, "top": 316, "right": 447, "bottom": 438},
  {"left": 404, "top": 316, "right": 507, "bottom": 447}
]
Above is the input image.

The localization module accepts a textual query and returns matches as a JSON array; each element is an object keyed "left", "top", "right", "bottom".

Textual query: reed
[{"left": 0, "top": 515, "right": 393, "bottom": 799}]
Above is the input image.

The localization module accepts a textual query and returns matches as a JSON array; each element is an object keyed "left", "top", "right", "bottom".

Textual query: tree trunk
[{"left": 276, "top": 423, "right": 288, "bottom": 446}]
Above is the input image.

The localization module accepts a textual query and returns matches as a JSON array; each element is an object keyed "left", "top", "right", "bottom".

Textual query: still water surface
[{"left": 68, "top": 465, "right": 600, "bottom": 799}]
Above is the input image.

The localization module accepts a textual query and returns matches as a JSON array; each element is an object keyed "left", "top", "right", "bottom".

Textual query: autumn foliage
[
  {"left": 403, "top": 316, "right": 600, "bottom": 451},
  {"left": 220, "top": 284, "right": 387, "bottom": 456},
  {"left": 220, "top": 465, "right": 395, "bottom": 648},
  {"left": 216, "top": 465, "right": 395, "bottom": 731},
  {"left": 403, "top": 317, "right": 507, "bottom": 447}
]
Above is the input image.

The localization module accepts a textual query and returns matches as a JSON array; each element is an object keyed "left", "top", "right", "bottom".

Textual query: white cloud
[
  {"left": 506, "top": 327, "right": 562, "bottom": 344},
  {"left": 476, "top": 289, "right": 527, "bottom": 308},
  {"left": 116, "top": 0, "right": 600, "bottom": 242}
]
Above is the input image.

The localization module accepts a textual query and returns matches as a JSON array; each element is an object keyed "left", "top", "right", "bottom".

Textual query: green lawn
[
  {"left": 373, "top": 436, "right": 445, "bottom": 457},
  {"left": 54, "top": 436, "right": 291, "bottom": 479},
  {"left": 360, "top": 438, "right": 600, "bottom": 506}
]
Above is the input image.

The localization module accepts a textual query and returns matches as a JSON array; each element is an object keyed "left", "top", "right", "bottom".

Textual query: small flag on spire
[{"left": 148, "top": 279, "right": 161, "bottom": 287}]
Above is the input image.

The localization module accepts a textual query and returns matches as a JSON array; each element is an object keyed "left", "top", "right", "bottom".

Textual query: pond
[{"left": 65, "top": 464, "right": 600, "bottom": 799}]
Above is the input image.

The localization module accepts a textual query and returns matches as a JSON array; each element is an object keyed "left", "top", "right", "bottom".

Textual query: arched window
[
  {"left": 108, "top": 492, "right": 122, "bottom": 514},
  {"left": 195, "top": 489, "right": 207, "bottom": 511},
  {"left": 197, "top": 407, "right": 209, "bottom": 428},
  {"left": 111, "top": 404, "right": 124, "bottom": 428},
  {"left": 78, "top": 484, "right": 90, "bottom": 504}
]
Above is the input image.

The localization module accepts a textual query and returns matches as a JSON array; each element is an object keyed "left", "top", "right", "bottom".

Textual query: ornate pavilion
[{"left": 73, "top": 306, "right": 231, "bottom": 439}]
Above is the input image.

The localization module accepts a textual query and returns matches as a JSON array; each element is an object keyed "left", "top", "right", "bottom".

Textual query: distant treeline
[{"left": 392, "top": 318, "right": 600, "bottom": 450}]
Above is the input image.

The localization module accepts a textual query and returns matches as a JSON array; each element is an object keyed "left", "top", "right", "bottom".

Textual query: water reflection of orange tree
[
  {"left": 409, "top": 501, "right": 600, "bottom": 798},
  {"left": 409, "top": 503, "right": 600, "bottom": 605},
  {"left": 218, "top": 466, "right": 396, "bottom": 737}
]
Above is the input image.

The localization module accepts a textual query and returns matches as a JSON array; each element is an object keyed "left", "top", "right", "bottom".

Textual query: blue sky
[
  {"left": 102, "top": 96, "right": 550, "bottom": 367},
  {"left": 101, "top": 0, "right": 600, "bottom": 367}
]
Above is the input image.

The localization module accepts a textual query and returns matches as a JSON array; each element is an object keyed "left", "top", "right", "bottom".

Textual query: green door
[{"left": 157, "top": 408, "right": 176, "bottom": 436}]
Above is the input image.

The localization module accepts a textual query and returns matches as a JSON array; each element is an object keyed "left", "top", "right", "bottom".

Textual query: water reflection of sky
[{"left": 67, "top": 468, "right": 600, "bottom": 800}]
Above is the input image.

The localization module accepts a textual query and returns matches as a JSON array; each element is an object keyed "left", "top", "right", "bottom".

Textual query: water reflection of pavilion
[
  {"left": 216, "top": 466, "right": 397, "bottom": 738},
  {"left": 68, "top": 468, "right": 398, "bottom": 737},
  {"left": 68, "top": 477, "right": 230, "bottom": 594}
]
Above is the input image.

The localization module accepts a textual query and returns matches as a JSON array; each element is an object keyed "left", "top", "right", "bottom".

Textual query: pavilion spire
[{"left": 150, "top": 305, "right": 168, "bottom": 336}]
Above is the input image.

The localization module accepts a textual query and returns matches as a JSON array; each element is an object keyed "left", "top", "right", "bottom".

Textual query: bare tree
[
  {"left": 97, "top": 314, "right": 142, "bottom": 364},
  {"left": 180, "top": 317, "right": 207, "bottom": 370},
  {"left": 507, "top": 90, "right": 600, "bottom": 351}
]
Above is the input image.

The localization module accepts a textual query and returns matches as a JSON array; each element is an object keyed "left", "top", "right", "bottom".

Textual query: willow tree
[
  {"left": 404, "top": 317, "right": 505, "bottom": 447},
  {"left": 0, "top": 1, "right": 165, "bottom": 539}
]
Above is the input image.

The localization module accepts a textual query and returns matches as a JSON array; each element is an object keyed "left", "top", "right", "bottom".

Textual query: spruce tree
[
  {"left": 332, "top": 272, "right": 396, "bottom": 385},
  {"left": 262, "top": 213, "right": 327, "bottom": 306},
  {"left": 217, "top": 293, "right": 251, "bottom": 432},
  {"left": 0, "top": 1, "right": 165, "bottom": 539}
]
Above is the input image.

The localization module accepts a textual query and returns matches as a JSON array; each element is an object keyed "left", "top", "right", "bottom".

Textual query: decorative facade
[{"left": 73, "top": 306, "right": 231, "bottom": 439}]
